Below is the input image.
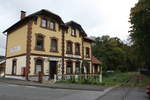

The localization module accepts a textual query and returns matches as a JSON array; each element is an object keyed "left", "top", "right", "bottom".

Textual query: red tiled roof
[{"left": 92, "top": 56, "right": 102, "bottom": 65}]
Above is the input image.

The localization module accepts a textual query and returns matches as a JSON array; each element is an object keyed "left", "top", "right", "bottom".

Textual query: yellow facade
[
  {"left": 83, "top": 41, "right": 92, "bottom": 61},
  {"left": 64, "top": 26, "right": 83, "bottom": 56},
  {"left": 4, "top": 10, "right": 96, "bottom": 81},
  {"left": 31, "top": 17, "right": 62, "bottom": 56},
  {"left": 6, "top": 25, "right": 27, "bottom": 57}
]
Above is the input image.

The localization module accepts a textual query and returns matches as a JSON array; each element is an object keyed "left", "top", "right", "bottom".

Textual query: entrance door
[{"left": 49, "top": 61, "right": 57, "bottom": 79}]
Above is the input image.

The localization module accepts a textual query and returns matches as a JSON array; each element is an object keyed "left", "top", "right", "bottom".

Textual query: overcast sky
[{"left": 0, "top": 0, "right": 138, "bottom": 56}]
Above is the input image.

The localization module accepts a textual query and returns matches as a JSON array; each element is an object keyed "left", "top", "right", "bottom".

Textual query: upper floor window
[
  {"left": 75, "top": 43, "right": 80, "bottom": 55},
  {"left": 41, "top": 18, "right": 47, "bottom": 28},
  {"left": 35, "top": 34, "right": 44, "bottom": 51},
  {"left": 71, "top": 28, "right": 76, "bottom": 37},
  {"left": 50, "top": 38, "right": 58, "bottom": 52},
  {"left": 86, "top": 47, "right": 90, "bottom": 58},
  {"left": 41, "top": 18, "right": 56, "bottom": 31},
  {"left": 66, "top": 41, "right": 73, "bottom": 54},
  {"left": 49, "top": 21, "right": 55, "bottom": 30}
]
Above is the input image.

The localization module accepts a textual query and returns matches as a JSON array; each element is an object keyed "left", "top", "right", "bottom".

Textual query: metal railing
[{"left": 54, "top": 74, "right": 102, "bottom": 83}]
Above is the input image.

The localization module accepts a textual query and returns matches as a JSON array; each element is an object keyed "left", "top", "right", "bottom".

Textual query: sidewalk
[{"left": 0, "top": 78, "right": 110, "bottom": 91}]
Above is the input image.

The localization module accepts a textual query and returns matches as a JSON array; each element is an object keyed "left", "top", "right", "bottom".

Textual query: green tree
[
  {"left": 130, "top": 0, "right": 150, "bottom": 70},
  {"left": 92, "top": 36, "right": 135, "bottom": 72}
]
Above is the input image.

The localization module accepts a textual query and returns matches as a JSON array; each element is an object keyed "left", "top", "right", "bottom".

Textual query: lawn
[{"left": 57, "top": 72, "right": 150, "bottom": 86}]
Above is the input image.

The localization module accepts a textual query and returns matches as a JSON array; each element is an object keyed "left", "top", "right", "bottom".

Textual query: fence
[{"left": 54, "top": 74, "right": 102, "bottom": 83}]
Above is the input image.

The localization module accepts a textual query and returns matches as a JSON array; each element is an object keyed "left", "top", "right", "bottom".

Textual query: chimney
[{"left": 20, "top": 11, "right": 26, "bottom": 19}]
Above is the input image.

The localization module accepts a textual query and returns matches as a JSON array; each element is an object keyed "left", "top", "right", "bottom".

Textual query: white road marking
[{"left": 25, "top": 86, "right": 36, "bottom": 88}]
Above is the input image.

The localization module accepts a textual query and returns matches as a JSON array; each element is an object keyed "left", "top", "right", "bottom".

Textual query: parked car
[{"left": 147, "top": 84, "right": 150, "bottom": 96}]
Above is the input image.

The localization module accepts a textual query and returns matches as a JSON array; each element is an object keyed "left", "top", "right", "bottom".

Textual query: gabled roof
[
  {"left": 65, "top": 21, "right": 87, "bottom": 36},
  {"left": 83, "top": 37, "right": 95, "bottom": 43},
  {"left": 92, "top": 56, "right": 102, "bottom": 65},
  {"left": 3, "top": 9, "right": 65, "bottom": 33}
]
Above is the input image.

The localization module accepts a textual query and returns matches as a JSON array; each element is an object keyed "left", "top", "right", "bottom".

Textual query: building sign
[
  {"left": 10, "top": 46, "right": 21, "bottom": 53},
  {"left": 49, "top": 57, "right": 61, "bottom": 61},
  {"left": 65, "top": 54, "right": 81, "bottom": 58}
]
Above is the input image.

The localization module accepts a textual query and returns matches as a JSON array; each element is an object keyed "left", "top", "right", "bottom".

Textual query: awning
[{"left": 92, "top": 56, "right": 102, "bottom": 65}]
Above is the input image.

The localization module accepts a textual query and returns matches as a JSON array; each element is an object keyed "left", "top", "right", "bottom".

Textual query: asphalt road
[
  {"left": 97, "top": 86, "right": 149, "bottom": 100},
  {"left": 0, "top": 82, "right": 104, "bottom": 100},
  {"left": 0, "top": 82, "right": 149, "bottom": 100}
]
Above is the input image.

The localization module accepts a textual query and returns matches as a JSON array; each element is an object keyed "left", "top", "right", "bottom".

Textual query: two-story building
[{"left": 3, "top": 9, "right": 101, "bottom": 81}]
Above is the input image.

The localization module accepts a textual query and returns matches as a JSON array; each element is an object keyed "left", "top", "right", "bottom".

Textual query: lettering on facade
[{"left": 10, "top": 46, "right": 21, "bottom": 53}]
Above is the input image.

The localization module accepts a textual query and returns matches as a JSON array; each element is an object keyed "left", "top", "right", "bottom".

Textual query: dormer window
[
  {"left": 50, "top": 21, "right": 55, "bottom": 30},
  {"left": 41, "top": 18, "right": 47, "bottom": 28},
  {"left": 71, "top": 28, "right": 76, "bottom": 37},
  {"left": 41, "top": 18, "right": 56, "bottom": 31}
]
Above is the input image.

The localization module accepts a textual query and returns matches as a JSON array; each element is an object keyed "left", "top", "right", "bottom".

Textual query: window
[
  {"left": 35, "top": 34, "right": 44, "bottom": 50},
  {"left": 41, "top": 18, "right": 56, "bottom": 31},
  {"left": 41, "top": 18, "right": 47, "bottom": 28},
  {"left": 75, "top": 61, "right": 80, "bottom": 74},
  {"left": 50, "top": 21, "right": 55, "bottom": 30},
  {"left": 71, "top": 28, "right": 76, "bottom": 37},
  {"left": 75, "top": 43, "right": 80, "bottom": 55},
  {"left": 51, "top": 38, "right": 58, "bottom": 52},
  {"left": 35, "top": 59, "right": 43, "bottom": 74},
  {"left": 85, "top": 63, "right": 90, "bottom": 74},
  {"left": 12, "top": 60, "right": 17, "bottom": 75},
  {"left": 66, "top": 61, "right": 73, "bottom": 74},
  {"left": 86, "top": 47, "right": 90, "bottom": 58},
  {"left": 66, "top": 41, "right": 73, "bottom": 54}
]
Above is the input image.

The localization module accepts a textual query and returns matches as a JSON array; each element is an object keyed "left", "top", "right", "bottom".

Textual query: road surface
[
  {"left": 97, "top": 86, "right": 149, "bottom": 100},
  {"left": 0, "top": 82, "right": 149, "bottom": 100}
]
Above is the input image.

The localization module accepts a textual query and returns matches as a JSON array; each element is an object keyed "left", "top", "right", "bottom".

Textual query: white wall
[{"left": 5, "top": 56, "right": 26, "bottom": 75}]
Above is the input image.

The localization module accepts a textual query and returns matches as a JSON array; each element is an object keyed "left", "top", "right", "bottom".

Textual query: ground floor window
[
  {"left": 84, "top": 63, "right": 90, "bottom": 74},
  {"left": 94, "top": 65, "right": 98, "bottom": 73},
  {"left": 12, "top": 59, "right": 17, "bottom": 75},
  {"left": 66, "top": 61, "right": 73, "bottom": 74},
  {"left": 35, "top": 59, "right": 43, "bottom": 74},
  {"left": 75, "top": 61, "right": 80, "bottom": 74}
]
